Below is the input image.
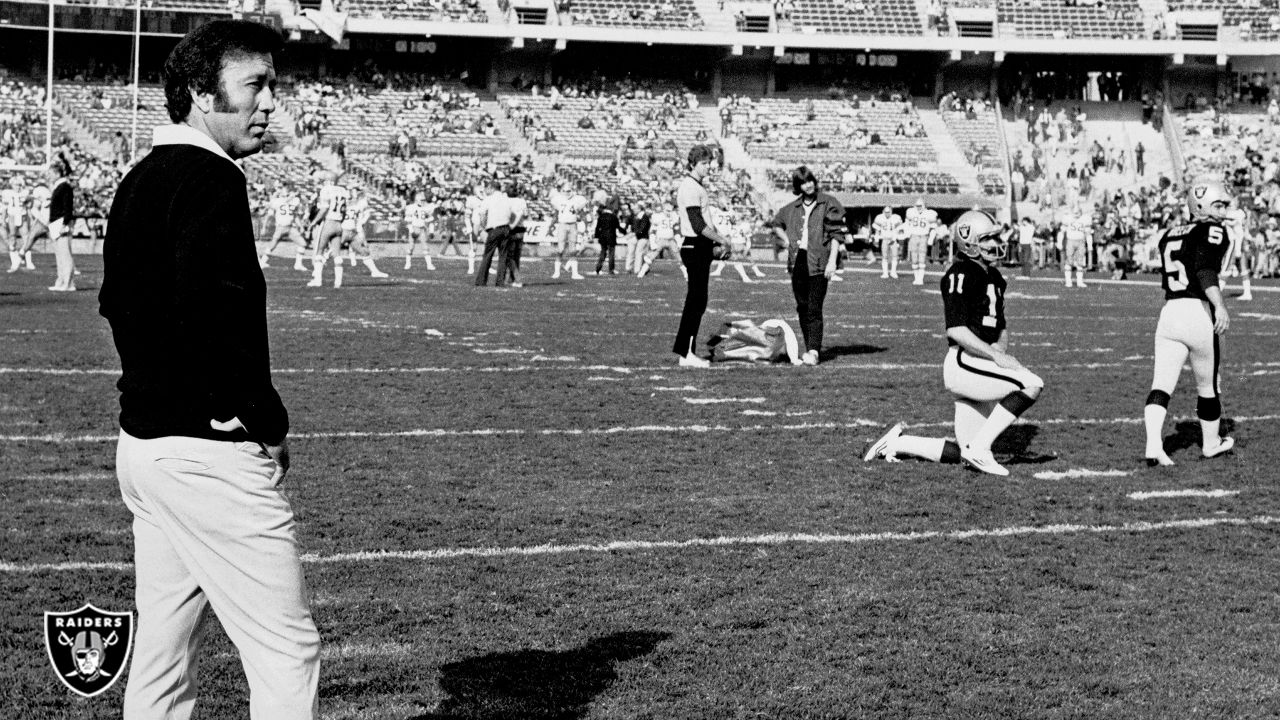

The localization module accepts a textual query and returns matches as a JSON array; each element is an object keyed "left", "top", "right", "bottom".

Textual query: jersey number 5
[{"left": 1162, "top": 239, "right": 1189, "bottom": 292}]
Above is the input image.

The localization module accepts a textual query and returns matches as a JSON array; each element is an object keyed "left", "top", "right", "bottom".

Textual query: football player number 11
[
  {"left": 947, "top": 274, "right": 1000, "bottom": 326},
  {"left": 1162, "top": 240, "right": 1189, "bottom": 292}
]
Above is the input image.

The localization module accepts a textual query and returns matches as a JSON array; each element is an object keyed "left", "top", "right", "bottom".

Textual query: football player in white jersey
[
  {"left": 16, "top": 177, "right": 52, "bottom": 270},
  {"left": 403, "top": 191, "right": 437, "bottom": 271},
  {"left": 2, "top": 175, "right": 29, "bottom": 272},
  {"left": 904, "top": 198, "right": 938, "bottom": 285},
  {"left": 340, "top": 186, "right": 387, "bottom": 282},
  {"left": 707, "top": 206, "right": 753, "bottom": 283},
  {"left": 864, "top": 210, "right": 1045, "bottom": 477},
  {"left": 1142, "top": 178, "right": 1237, "bottom": 466},
  {"left": 308, "top": 177, "right": 350, "bottom": 287},
  {"left": 1057, "top": 204, "right": 1092, "bottom": 288},
  {"left": 550, "top": 184, "right": 587, "bottom": 280},
  {"left": 637, "top": 203, "right": 677, "bottom": 279},
  {"left": 463, "top": 185, "right": 485, "bottom": 276},
  {"left": 260, "top": 187, "right": 309, "bottom": 270},
  {"left": 1223, "top": 203, "right": 1252, "bottom": 301},
  {"left": 872, "top": 206, "right": 903, "bottom": 279}
]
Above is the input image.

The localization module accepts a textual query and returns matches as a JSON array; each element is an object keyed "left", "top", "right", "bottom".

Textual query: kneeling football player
[{"left": 864, "top": 210, "right": 1045, "bottom": 477}]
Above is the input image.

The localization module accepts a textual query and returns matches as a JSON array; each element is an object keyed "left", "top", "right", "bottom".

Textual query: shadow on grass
[
  {"left": 821, "top": 344, "right": 887, "bottom": 360},
  {"left": 995, "top": 425, "right": 1055, "bottom": 465},
  {"left": 1166, "top": 418, "right": 1237, "bottom": 454},
  {"left": 409, "top": 630, "right": 670, "bottom": 720}
]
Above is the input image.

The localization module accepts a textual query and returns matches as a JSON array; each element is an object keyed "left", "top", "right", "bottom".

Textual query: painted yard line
[
  {"left": 30, "top": 498, "right": 121, "bottom": 507},
  {"left": 1129, "top": 489, "right": 1241, "bottom": 501},
  {"left": 5, "top": 413, "right": 1280, "bottom": 445},
  {"left": 684, "top": 397, "right": 766, "bottom": 405},
  {"left": 1034, "top": 469, "right": 1132, "bottom": 480},
  {"left": 11, "top": 472, "right": 116, "bottom": 481},
  {"left": 6, "top": 527, "right": 130, "bottom": 537},
  {"left": 653, "top": 386, "right": 698, "bottom": 391},
  {"left": 10, "top": 515, "right": 1280, "bottom": 574}
]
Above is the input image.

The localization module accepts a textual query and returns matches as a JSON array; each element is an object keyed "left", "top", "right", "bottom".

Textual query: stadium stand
[
  {"left": 339, "top": 0, "right": 488, "bottom": 22},
  {"left": 785, "top": 0, "right": 922, "bottom": 35},
  {"left": 501, "top": 89, "right": 710, "bottom": 162},
  {"left": 0, "top": 79, "right": 50, "bottom": 166},
  {"left": 724, "top": 95, "right": 936, "bottom": 166},
  {"left": 1166, "top": 0, "right": 1280, "bottom": 42},
  {"left": 996, "top": 0, "right": 1145, "bottom": 40},
  {"left": 560, "top": 0, "right": 704, "bottom": 28}
]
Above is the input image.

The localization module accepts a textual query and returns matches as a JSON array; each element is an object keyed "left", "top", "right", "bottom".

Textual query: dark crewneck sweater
[{"left": 99, "top": 144, "right": 288, "bottom": 445}]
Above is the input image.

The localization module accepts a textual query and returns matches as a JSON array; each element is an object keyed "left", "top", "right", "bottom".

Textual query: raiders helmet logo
[
  {"left": 44, "top": 603, "right": 133, "bottom": 698},
  {"left": 957, "top": 225, "right": 972, "bottom": 241},
  {"left": 1193, "top": 186, "right": 1207, "bottom": 199}
]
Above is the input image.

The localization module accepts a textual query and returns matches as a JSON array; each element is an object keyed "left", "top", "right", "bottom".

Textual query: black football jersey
[
  {"left": 1158, "top": 220, "right": 1233, "bottom": 302},
  {"left": 941, "top": 256, "right": 1006, "bottom": 346}
]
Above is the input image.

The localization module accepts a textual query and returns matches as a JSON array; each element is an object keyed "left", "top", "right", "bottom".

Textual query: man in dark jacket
[
  {"left": 594, "top": 196, "right": 622, "bottom": 275},
  {"left": 767, "top": 166, "right": 846, "bottom": 365},
  {"left": 46, "top": 158, "right": 77, "bottom": 291},
  {"left": 98, "top": 20, "right": 320, "bottom": 719}
]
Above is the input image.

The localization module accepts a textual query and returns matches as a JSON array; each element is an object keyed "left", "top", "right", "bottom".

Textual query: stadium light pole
[
  {"left": 45, "top": 0, "right": 54, "bottom": 168},
  {"left": 130, "top": 0, "right": 142, "bottom": 163}
]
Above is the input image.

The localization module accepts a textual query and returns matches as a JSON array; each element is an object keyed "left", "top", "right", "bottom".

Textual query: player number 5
[{"left": 1162, "top": 239, "right": 1189, "bottom": 292}]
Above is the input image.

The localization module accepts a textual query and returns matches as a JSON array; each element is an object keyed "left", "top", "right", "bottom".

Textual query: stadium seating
[
  {"left": 340, "top": 0, "right": 487, "bottom": 22},
  {"left": 786, "top": 0, "right": 922, "bottom": 34},
  {"left": 501, "top": 93, "right": 712, "bottom": 162},
  {"left": 1167, "top": 0, "right": 1280, "bottom": 41},
  {"left": 996, "top": 0, "right": 1144, "bottom": 39},
  {"left": 562, "top": 0, "right": 703, "bottom": 28},
  {"left": 725, "top": 97, "right": 937, "bottom": 166},
  {"left": 941, "top": 104, "right": 1004, "bottom": 170},
  {"left": 768, "top": 166, "right": 961, "bottom": 194}
]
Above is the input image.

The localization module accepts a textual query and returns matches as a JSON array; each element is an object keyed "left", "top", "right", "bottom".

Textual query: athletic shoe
[
  {"left": 369, "top": 270, "right": 389, "bottom": 278},
  {"left": 1203, "top": 436, "right": 1235, "bottom": 459},
  {"left": 880, "top": 273, "right": 890, "bottom": 279},
  {"left": 678, "top": 353, "right": 710, "bottom": 368},
  {"left": 1241, "top": 292, "right": 1253, "bottom": 301},
  {"left": 571, "top": 273, "right": 585, "bottom": 280},
  {"left": 1144, "top": 452, "right": 1175, "bottom": 467},
  {"left": 801, "top": 350, "right": 819, "bottom": 366},
  {"left": 961, "top": 445, "right": 1009, "bottom": 476},
  {"left": 1076, "top": 281, "right": 1088, "bottom": 288},
  {"left": 864, "top": 422, "right": 903, "bottom": 462},
  {"left": 889, "top": 272, "right": 899, "bottom": 279},
  {"left": 306, "top": 278, "right": 322, "bottom": 287},
  {"left": 752, "top": 266, "right": 765, "bottom": 277},
  {"left": 511, "top": 282, "right": 523, "bottom": 288}
]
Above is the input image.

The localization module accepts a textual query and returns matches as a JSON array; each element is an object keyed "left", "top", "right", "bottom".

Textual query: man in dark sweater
[
  {"left": 46, "top": 158, "right": 77, "bottom": 291},
  {"left": 98, "top": 20, "right": 320, "bottom": 720}
]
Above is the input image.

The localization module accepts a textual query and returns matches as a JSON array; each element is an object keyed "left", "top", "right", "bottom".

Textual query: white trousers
[
  {"left": 943, "top": 346, "right": 1045, "bottom": 402},
  {"left": 1152, "top": 298, "right": 1220, "bottom": 397},
  {"left": 116, "top": 430, "right": 320, "bottom": 720}
]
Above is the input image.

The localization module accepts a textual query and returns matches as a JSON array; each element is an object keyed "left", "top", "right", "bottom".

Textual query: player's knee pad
[
  {"left": 1145, "top": 389, "right": 1171, "bottom": 408},
  {"left": 1195, "top": 395, "right": 1221, "bottom": 422},
  {"left": 999, "top": 390, "right": 1038, "bottom": 417}
]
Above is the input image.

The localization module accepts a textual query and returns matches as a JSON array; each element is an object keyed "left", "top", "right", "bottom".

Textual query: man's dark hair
[
  {"left": 686, "top": 144, "right": 716, "bottom": 169},
  {"left": 791, "top": 165, "right": 819, "bottom": 195},
  {"left": 163, "top": 20, "right": 283, "bottom": 124}
]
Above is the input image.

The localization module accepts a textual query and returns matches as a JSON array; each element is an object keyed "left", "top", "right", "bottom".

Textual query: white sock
[
  {"left": 735, "top": 263, "right": 751, "bottom": 282},
  {"left": 881, "top": 259, "right": 889, "bottom": 275},
  {"left": 1200, "top": 417, "right": 1221, "bottom": 449},
  {"left": 1075, "top": 269, "right": 1085, "bottom": 286},
  {"left": 425, "top": 254, "right": 436, "bottom": 270},
  {"left": 967, "top": 404, "right": 1018, "bottom": 453},
  {"left": 915, "top": 267, "right": 925, "bottom": 284},
  {"left": 1144, "top": 404, "right": 1167, "bottom": 456},
  {"left": 1063, "top": 269, "right": 1072, "bottom": 285},
  {"left": 890, "top": 435, "right": 947, "bottom": 462},
  {"left": 333, "top": 263, "right": 344, "bottom": 287},
  {"left": 363, "top": 257, "right": 381, "bottom": 273}
]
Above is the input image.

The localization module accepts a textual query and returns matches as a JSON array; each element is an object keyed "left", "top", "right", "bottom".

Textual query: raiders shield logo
[
  {"left": 957, "top": 225, "right": 972, "bottom": 241},
  {"left": 1193, "top": 186, "right": 1207, "bottom": 199},
  {"left": 44, "top": 603, "right": 133, "bottom": 698}
]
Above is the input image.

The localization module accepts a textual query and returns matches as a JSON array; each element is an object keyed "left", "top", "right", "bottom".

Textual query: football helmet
[
  {"left": 1187, "top": 178, "right": 1232, "bottom": 220},
  {"left": 952, "top": 210, "right": 1005, "bottom": 261}
]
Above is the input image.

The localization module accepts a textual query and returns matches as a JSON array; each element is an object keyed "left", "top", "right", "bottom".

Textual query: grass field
[{"left": 4, "top": 252, "right": 1280, "bottom": 719}]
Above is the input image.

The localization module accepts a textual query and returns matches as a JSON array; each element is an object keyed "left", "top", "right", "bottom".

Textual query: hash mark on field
[
  {"left": 10, "top": 515, "right": 1280, "bottom": 574},
  {"left": 1034, "top": 469, "right": 1132, "bottom": 480},
  {"left": 13, "top": 472, "right": 114, "bottom": 481},
  {"left": 1129, "top": 489, "right": 1240, "bottom": 501},
  {"left": 588, "top": 376, "right": 622, "bottom": 382},
  {"left": 741, "top": 409, "right": 777, "bottom": 416},
  {"left": 653, "top": 386, "right": 698, "bottom": 391},
  {"left": 684, "top": 397, "right": 766, "bottom": 405},
  {"left": 33, "top": 498, "right": 120, "bottom": 507}
]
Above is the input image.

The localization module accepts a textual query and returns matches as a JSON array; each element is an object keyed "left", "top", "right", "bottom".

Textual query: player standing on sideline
[
  {"left": 17, "top": 174, "right": 51, "bottom": 270},
  {"left": 1142, "top": 178, "right": 1236, "bottom": 467},
  {"left": 928, "top": 214, "right": 950, "bottom": 264},
  {"left": 98, "top": 20, "right": 320, "bottom": 719},
  {"left": 904, "top": 198, "right": 937, "bottom": 285},
  {"left": 672, "top": 144, "right": 729, "bottom": 368},
  {"left": 46, "top": 160, "right": 77, "bottom": 292},
  {"left": 2, "top": 175, "right": 29, "bottom": 272},
  {"left": 463, "top": 183, "right": 484, "bottom": 276},
  {"left": 864, "top": 210, "right": 1045, "bottom": 477},
  {"left": 403, "top": 190, "right": 436, "bottom": 270},
  {"left": 307, "top": 174, "right": 349, "bottom": 287},
  {"left": 873, "top": 206, "right": 902, "bottom": 279},
  {"left": 260, "top": 185, "right": 308, "bottom": 270},
  {"left": 1224, "top": 203, "right": 1253, "bottom": 301},
  {"left": 1057, "top": 204, "right": 1092, "bottom": 288},
  {"left": 637, "top": 202, "right": 677, "bottom": 279},
  {"left": 550, "top": 183, "right": 587, "bottom": 280}
]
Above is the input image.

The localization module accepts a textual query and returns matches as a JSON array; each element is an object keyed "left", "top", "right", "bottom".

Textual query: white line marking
[
  {"left": 1129, "top": 489, "right": 1241, "bottom": 501},
  {"left": 741, "top": 410, "right": 777, "bottom": 416},
  {"left": 684, "top": 397, "right": 766, "bottom": 405},
  {"left": 653, "top": 386, "right": 698, "bottom": 391},
  {"left": 10, "top": 515, "right": 1280, "bottom": 573},
  {"left": 587, "top": 376, "right": 622, "bottom": 381},
  {"left": 12, "top": 472, "right": 115, "bottom": 482},
  {"left": 1034, "top": 469, "right": 1133, "bottom": 480},
  {"left": 5, "top": 413, "right": 1280, "bottom": 444},
  {"left": 33, "top": 498, "right": 120, "bottom": 507}
]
